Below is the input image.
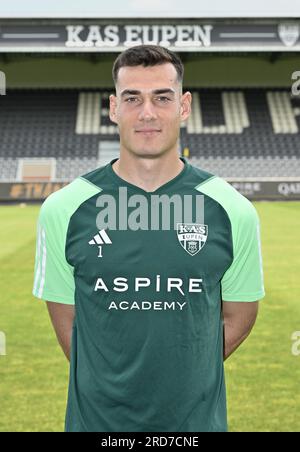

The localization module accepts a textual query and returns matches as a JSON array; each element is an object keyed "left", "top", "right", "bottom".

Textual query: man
[{"left": 32, "top": 45, "right": 265, "bottom": 432}]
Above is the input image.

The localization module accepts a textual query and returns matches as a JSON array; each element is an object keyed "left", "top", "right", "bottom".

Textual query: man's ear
[
  {"left": 109, "top": 94, "right": 118, "bottom": 125},
  {"left": 180, "top": 91, "right": 192, "bottom": 123}
]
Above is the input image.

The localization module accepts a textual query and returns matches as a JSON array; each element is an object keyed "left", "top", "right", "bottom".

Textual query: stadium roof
[{"left": 0, "top": 0, "right": 299, "bottom": 19}]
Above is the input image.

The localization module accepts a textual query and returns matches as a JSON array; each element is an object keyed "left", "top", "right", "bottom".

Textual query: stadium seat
[{"left": 0, "top": 88, "right": 299, "bottom": 180}]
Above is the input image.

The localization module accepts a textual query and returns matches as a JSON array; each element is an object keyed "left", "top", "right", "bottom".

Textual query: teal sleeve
[
  {"left": 32, "top": 192, "right": 75, "bottom": 305},
  {"left": 196, "top": 176, "right": 265, "bottom": 302},
  {"left": 221, "top": 201, "right": 265, "bottom": 302},
  {"left": 32, "top": 177, "right": 102, "bottom": 304}
]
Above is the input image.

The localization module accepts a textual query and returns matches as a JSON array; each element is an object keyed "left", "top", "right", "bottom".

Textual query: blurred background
[{"left": 0, "top": 0, "right": 300, "bottom": 432}]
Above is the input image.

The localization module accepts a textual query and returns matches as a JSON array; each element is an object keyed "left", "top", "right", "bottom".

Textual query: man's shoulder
[
  {"left": 79, "top": 163, "right": 108, "bottom": 186},
  {"left": 188, "top": 160, "right": 216, "bottom": 185},
  {"left": 194, "top": 170, "right": 258, "bottom": 222},
  {"left": 39, "top": 173, "right": 103, "bottom": 222}
]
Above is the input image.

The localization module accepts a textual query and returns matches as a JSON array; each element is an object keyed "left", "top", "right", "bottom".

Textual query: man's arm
[
  {"left": 46, "top": 302, "right": 75, "bottom": 361},
  {"left": 222, "top": 301, "right": 259, "bottom": 361}
]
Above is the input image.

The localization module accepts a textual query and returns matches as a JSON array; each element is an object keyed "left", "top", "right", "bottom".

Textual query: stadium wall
[
  {"left": 1, "top": 180, "right": 300, "bottom": 202},
  {"left": 0, "top": 53, "right": 298, "bottom": 88}
]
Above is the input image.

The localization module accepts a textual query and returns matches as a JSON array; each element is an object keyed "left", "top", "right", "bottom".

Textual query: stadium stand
[{"left": 0, "top": 88, "right": 299, "bottom": 181}]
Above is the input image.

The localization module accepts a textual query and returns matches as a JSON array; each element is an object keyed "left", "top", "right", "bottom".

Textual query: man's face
[{"left": 109, "top": 63, "right": 191, "bottom": 159}]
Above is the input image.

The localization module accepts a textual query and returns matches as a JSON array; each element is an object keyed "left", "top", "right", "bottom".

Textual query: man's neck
[{"left": 112, "top": 152, "right": 185, "bottom": 192}]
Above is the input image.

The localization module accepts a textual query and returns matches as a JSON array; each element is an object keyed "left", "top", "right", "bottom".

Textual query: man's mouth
[{"left": 135, "top": 128, "right": 161, "bottom": 135}]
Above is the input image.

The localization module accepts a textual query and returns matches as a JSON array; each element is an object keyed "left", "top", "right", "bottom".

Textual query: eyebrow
[{"left": 120, "top": 88, "right": 176, "bottom": 97}]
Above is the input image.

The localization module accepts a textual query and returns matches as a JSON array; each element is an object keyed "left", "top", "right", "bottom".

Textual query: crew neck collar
[{"left": 106, "top": 157, "right": 190, "bottom": 195}]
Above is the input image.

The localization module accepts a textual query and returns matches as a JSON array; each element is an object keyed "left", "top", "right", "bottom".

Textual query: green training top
[{"left": 32, "top": 157, "right": 265, "bottom": 432}]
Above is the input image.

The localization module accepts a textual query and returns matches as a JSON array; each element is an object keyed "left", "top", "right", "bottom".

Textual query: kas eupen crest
[{"left": 177, "top": 223, "right": 208, "bottom": 256}]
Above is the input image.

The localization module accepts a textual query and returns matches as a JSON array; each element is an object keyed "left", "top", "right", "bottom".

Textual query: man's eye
[
  {"left": 156, "top": 97, "right": 170, "bottom": 102},
  {"left": 124, "top": 96, "right": 170, "bottom": 103},
  {"left": 125, "top": 97, "right": 138, "bottom": 103}
]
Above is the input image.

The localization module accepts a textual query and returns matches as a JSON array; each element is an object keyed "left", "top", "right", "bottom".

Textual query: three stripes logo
[
  {"left": 33, "top": 225, "right": 47, "bottom": 298},
  {"left": 88, "top": 229, "right": 112, "bottom": 257}
]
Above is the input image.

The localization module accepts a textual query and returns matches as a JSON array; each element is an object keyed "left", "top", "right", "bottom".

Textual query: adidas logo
[
  {"left": 89, "top": 229, "right": 112, "bottom": 257},
  {"left": 89, "top": 229, "right": 112, "bottom": 245}
]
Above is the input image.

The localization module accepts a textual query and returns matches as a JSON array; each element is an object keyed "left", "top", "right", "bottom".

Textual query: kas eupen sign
[{"left": 0, "top": 22, "right": 299, "bottom": 51}]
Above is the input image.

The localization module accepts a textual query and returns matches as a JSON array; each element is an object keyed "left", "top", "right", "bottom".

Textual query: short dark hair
[{"left": 112, "top": 44, "right": 184, "bottom": 86}]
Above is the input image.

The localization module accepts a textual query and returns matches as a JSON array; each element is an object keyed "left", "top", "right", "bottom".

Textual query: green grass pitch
[{"left": 0, "top": 202, "right": 299, "bottom": 432}]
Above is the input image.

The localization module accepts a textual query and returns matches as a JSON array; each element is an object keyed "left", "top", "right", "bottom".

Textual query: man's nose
[{"left": 138, "top": 99, "right": 157, "bottom": 121}]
